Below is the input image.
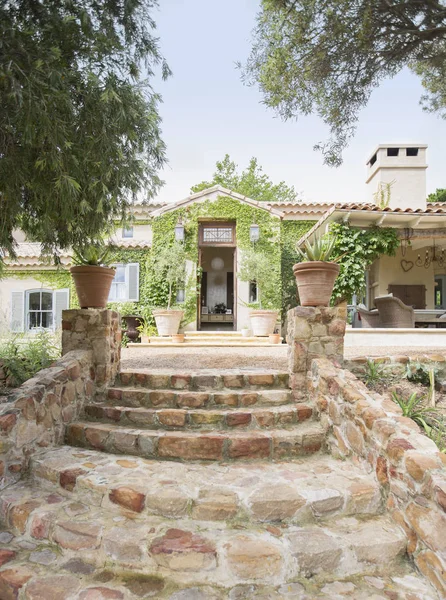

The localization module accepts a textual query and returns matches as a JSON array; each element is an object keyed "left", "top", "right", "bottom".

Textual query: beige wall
[
  {"left": 0, "top": 276, "right": 63, "bottom": 333},
  {"left": 369, "top": 245, "right": 440, "bottom": 308}
]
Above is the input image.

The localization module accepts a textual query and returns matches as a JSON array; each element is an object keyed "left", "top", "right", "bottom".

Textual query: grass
[{"left": 361, "top": 359, "right": 388, "bottom": 388}]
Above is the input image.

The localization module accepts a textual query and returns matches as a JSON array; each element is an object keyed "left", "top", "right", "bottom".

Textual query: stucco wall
[
  {"left": 0, "top": 276, "right": 63, "bottom": 334},
  {"left": 370, "top": 246, "right": 436, "bottom": 308}
]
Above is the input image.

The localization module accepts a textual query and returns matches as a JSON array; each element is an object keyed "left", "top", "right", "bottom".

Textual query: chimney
[{"left": 366, "top": 144, "right": 427, "bottom": 211}]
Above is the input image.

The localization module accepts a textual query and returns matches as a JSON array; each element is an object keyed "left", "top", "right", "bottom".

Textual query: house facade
[{"left": 1, "top": 143, "right": 445, "bottom": 335}]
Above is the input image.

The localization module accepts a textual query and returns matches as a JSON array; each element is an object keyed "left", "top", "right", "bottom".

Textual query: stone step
[
  {"left": 31, "top": 447, "right": 383, "bottom": 525},
  {"left": 0, "top": 480, "right": 413, "bottom": 590},
  {"left": 0, "top": 543, "right": 439, "bottom": 600},
  {"left": 130, "top": 341, "right": 285, "bottom": 347},
  {"left": 65, "top": 421, "right": 327, "bottom": 461},
  {"left": 84, "top": 402, "right": 314, "bottom": 431},
  {"left": 115, "top": 371, "right": 289, "bottom": 391},
  {"left": 147, "top": 336, "right": 283, "bottom": 343},
  {"left": 106, "top": 387, "right": 293, "bottom": 409}
]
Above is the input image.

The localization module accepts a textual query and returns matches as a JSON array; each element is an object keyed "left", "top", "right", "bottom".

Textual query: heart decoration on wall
[{"left": 401, "top": 260, "right": 414, "bottom": 273}]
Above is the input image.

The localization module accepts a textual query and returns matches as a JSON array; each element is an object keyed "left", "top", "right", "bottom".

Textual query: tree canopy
[
  {"left": 191, "top": 154, "right": 299, "bottom": 202},
  {"left": 0, "top": 0, "right": 169, "bottom": 265},
  {"left": 242, "top": 0, "right": 446, "bottom": 166},
  {"left": 427, "top": 188, "right": 446, "bottom": 202}
]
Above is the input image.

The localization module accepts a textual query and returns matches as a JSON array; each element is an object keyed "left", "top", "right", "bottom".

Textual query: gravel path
[
  {"left": 122, "top": 345, "right": 446, "bottom": 372},
  {"left": 121, "top": 346, "right": 288, "bottom": 372}
]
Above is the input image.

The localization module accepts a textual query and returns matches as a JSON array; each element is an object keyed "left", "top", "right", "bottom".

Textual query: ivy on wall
[{"left": 329, "top": 223, "right": 400, "bottom": 304}]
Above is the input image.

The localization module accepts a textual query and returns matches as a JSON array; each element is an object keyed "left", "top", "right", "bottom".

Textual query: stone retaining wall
[
  {"left": 0, "top": 350, "right": 94, "bottom": 490},
  {"left": 310, "top": 357, "right": 446, "bottom": 595},
  {"left": 0, "top": 309, "right": 121, "bottom": 489}
]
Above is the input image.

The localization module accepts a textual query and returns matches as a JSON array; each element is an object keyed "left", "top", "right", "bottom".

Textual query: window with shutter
[
  {"left": 108, "top": 263, "right": 139, "bottom": 301},
  {"left": 11, "top": 291, "right": 25, "bottom": 332},
  {"left": 54, "top": 289, "right": 70, "bottom": 329}
]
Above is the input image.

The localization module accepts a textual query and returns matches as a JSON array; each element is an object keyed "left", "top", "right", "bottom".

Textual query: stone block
[
  {"left": 289, "top": 529, "right": 342, "bottom": 576},
  {"left": 78, "top": 588, "right": 124, "bottom": 600},
  {"left": 150, "top": 528, "right": 217, "bottom": 571},
  {"left": 346, "top": 520, "right": 406, "bottom": 563},
  {"left": 177, "top": 393, "right": 209, "bottom": 408},
  {"left": 405, "top": 451, "right": 441, "bottom": 483},
  {"left": 223, "top": 374, "right": 244, "bottom": 388},
  {"left": 213, "top": 393, "right": 239, "bottom": 407},
  {"left": 192, "top": 489, "right": 238, "bottom": 521},
  {"left": 228, "top": 436, "right": 271, "bottom": 460},
  {"left": 226, "top": 534, "right": 282, "bottom": 579},
  {"left": 103, "top": 526, "right": 145, "bottom": 563},
  {"left": 406, "top": 502, "right": 446, "bottom": 553},
  {"left": 53, "top": 520, "right": 102, "bottom": 550},
  {"left": 150, "top": 391, "right": 176, "bottom": 407},
  {"left": 109, "top": 487, "right": 145, "bottom": 513},
  {"left": 0, "top": 567, "right": 33, "bottom": 600},
  {"left": 249, "top": 484, "right": 306, "bottom": 521},
  {"left": 146, "top": 487, "right": 190, "bottom": 518},
  {"left": 158, "top": 434, "right": 224, "bottom": 461},
  {"left": 226, "top": 413, "right": 251, "bottom": 427},
  {"left": 158, "top": 409, "right": 187, "bottom": 427},
  {"left": 25, "top": 575, "right": 80, "bottom": 600}
]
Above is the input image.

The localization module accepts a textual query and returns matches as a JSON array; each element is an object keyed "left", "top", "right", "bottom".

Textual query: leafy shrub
[
  {"left": 361, "top": 359, "right": 387, "bottom": 388},
  {"left": 0, "top": 332, "right": 61, "bottom": 387},
  {"left": 406, "top": 361, "right": 440, "bottom": 388}
]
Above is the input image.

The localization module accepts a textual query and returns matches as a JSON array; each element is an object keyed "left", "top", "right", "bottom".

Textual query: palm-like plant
[
  {"left": 391, "top": 391, "right": 439, "bottom": 434},
  {"left": 72, "top": 242, "right": 113, "bottom": 266},
  {"left": 296, "top": 234, "right": 340, "bottom": 262}
]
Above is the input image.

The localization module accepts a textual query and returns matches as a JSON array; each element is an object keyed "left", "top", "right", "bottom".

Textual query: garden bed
[{"left": 350, "top": 357, "right": 446, "bottom": 453}]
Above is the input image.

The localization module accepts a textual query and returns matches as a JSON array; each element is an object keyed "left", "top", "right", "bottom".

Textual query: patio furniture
[
  {"left": 357, "top": 304, "right": 381, "bottom": 328},
  {"left": 374, "top": 295, "right": 415, "bottom": 328}
]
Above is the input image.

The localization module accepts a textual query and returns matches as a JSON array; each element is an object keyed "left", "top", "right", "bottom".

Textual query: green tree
[
  {"left": 191, "top": 154, "right": 299, "bottom": 202},
  {"left": 427, "top": 188, "right": 446, "bottom": 202},
  {"left": 242, "top": 0, "right": 446, "bottom": 166},
  {"left": 1, "top": 0, "right": 170, "bottom": 267}
]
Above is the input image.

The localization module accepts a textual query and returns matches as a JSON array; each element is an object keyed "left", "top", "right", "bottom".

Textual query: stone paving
[{"left": 0, "top": 446, "right": 440, "bottom": 599}]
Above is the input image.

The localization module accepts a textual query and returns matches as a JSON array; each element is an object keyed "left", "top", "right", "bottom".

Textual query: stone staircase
[
  {"left": 0, "top": 367, "right": 441, "bottom": 598},
  {"left": 65, "top": 370, "right": 326, "bottom": 462}
]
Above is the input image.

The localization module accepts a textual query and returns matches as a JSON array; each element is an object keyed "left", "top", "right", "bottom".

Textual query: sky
[{"left": 151, "top": 0, "right": 446, "bottom": 205}]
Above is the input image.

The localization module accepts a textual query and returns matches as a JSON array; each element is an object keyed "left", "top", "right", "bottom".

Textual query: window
[
  {"left": 108, "top": 263, "right": 139, "bottom": 301},
  {"left": 406, "top": 147, "right": 419, "bottom": 157},
  {"left": 369, "top": 153, "right": 377, "bottom": 167},
  {"left": 387, "top": 148, "right": 399, "bottom": 157},
  {"left": 122, "top": 226, "right": 134, "bottom": 238},
  {"left": 11, "top": 288, "right": 69, "bottom": 333},
  {"left": 176, "top": 288, "right": 185, "bottom": 303},
  {"left": 249, "top": 281, "right": 258, "bottom": 303},
  {"left": 202, "top": 227, "right": 233, "bottom": 244}
]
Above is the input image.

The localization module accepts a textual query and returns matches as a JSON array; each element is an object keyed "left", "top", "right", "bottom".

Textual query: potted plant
[
  {"left": 108, "top": 301, "right": 141, "bottom": 342},
  {"left": 294, "top": 234, "right": 341, "bottom": 307},
  {"left": 137, "top": 322, "right": 158, "bottom": 344},
  {"left": 152, "top": 242, "right": 187, "bottom": 336},
  {"left": 70, "top": 242, "right": 116, "bottom": 308},
  {"left": 269, "top": 327, "right": 281, "bottom": 344},
  {"left": 238, "top": 248, "right": 280, "bottom": 337},
  {"left": 241, "top": 326, "right": 251, "bottom": 338},
  {"left": 172, "top": 333, "right": 185, "bottom": 343}
]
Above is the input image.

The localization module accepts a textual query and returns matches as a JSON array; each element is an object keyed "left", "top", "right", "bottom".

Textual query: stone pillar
[
  {"left": 62, "top": 309, "right": 121, "bottom": 394},
  {"left": 287, "top": 304, "right": 346, "bottom": 399}
]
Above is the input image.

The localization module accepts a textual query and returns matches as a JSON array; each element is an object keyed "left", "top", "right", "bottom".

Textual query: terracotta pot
[
  {"left": 241, "top": 328, "right": 251, "bottom": 338},
  {"left": 293, "top": 261, "right": 340, "bottom": 307},
  {"left": 152, "top": 309, "right": 184, "bottom": 336},
  {"left": 140, "top": 335, "right": 150, "bottom": 344},
  {"left": 249, "top": 310, "right": 279, "bottom": 337},
  {"left": 122, "top": 315, "right": 142, "bottom": 343},
  {"left": 172, "top": 334, "right": 185, "bottom": 343},
  {"left": 268, "top": 333, "right": 281, "bottom": 344},
  {"left": 70, "top": 265, "right": 116, "bottom": 308}
]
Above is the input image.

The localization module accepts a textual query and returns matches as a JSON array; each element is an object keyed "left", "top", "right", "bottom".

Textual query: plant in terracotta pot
[
  {"left": 137, "top": 321, "right": 158, "bottom": 344},
  {"left": 70, "top": 242, "right": 116, "bottom": 308},
  {"left": 108, "top": 301, "right": 140, "bottom": 342},
  {"left": 238, "top": 248, "right": 280, "bottom": 337},
  {"left": 294, "top": 234, "right": 341, "bottom": 307},
  {"left": 151, "top": 242, "right": 187, "bottom": 336}
]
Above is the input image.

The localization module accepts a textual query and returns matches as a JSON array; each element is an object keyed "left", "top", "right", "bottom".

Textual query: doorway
[{"left": 199, "top": 246, "right": 235, "bottom": 330}]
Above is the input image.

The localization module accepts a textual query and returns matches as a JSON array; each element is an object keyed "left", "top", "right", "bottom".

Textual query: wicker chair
[
  {"left": 374, "top": 295, "right": 415, "bottom": 328},
  {"left": 357, "top": 304, "right": 381, "bottom": 328}
]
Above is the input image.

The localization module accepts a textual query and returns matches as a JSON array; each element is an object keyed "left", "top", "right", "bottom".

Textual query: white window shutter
[
  {"left": 54, "top": 289, "right": 70, "bottom": 330},
  {"left": 11, "top": 291, "right": 25, "bottom": 332},
  {"left": 127, "top": 263, "right": 139, "bottom": 301}
]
